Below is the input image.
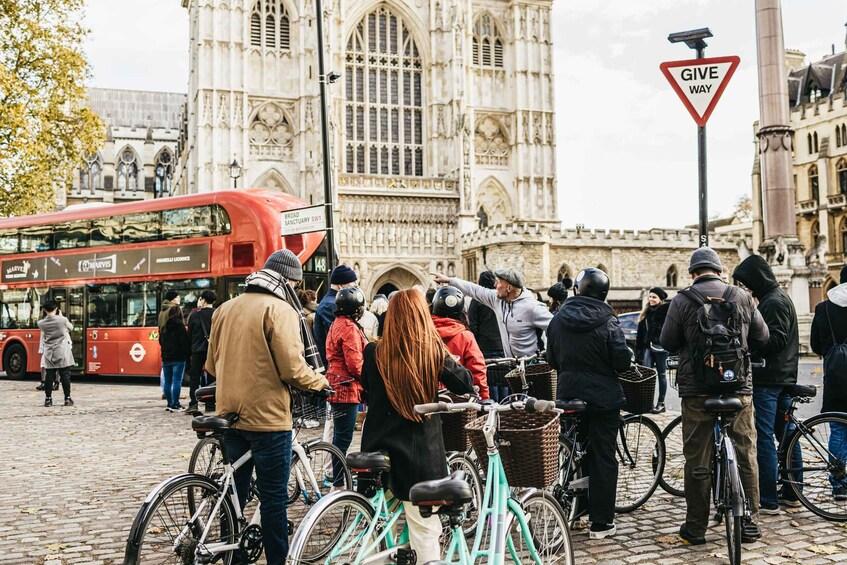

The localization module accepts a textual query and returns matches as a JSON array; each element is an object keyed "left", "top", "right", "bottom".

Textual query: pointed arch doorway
[{"left": 367, "top": 265, "right": 428, "bottom": 299}]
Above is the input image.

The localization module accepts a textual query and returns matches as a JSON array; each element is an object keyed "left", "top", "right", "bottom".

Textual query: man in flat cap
[{"left": 432, "top": 268, "right": 552, "bottom": 357}]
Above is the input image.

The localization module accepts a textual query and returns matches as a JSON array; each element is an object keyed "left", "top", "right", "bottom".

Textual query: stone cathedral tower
[{"left": 176, "top": 0, "right": 558, "bottom": 296}]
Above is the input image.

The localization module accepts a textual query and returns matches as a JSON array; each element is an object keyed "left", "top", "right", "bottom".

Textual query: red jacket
[
  {"left": 432, "top": 315, "right": 489, "bottom": 400},
  {"left": 325, "top": 316, "right": 367, "bottom": 404}
]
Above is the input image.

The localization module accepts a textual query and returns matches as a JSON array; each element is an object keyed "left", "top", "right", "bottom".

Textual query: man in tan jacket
[{"left": 206, "top": 249, "right": 328, "bottom": 564}]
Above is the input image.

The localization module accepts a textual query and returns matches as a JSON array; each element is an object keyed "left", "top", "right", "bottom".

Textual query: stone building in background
[{"left": 66, "top": 89, "right": 185, "bottom": 207}]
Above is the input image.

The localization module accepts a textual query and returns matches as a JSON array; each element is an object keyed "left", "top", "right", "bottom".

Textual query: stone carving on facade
[
  {"left": 217, "top": 94, "right": 229, "bottom": 128},
  {"left": 474, "top": 116, "right": 509, "bottom": 166},
  {"left": 476, "top": 178, "right": 511, "bottom": 225},
  {"left": 249, "top": 102, "right": 294, "bottom": 159}
]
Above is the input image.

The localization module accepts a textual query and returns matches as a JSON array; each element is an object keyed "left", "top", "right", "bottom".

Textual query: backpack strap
[
  {"left": 680, "top": 285, "right": 707, "bottom": 306},
  {"left": 826, "top": 302, "right": 847, "bottom": 346}
]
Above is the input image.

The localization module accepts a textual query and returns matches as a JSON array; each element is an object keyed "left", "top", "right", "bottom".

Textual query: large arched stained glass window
[
  {"left": 344, "top": 6, "right": 423, "bottom": 177},
  {"left": 116, "top": 147, "right": 140, "bottom": 192},
  {"left": 79, "top": 154, "right": 102, "bottom": 193}
]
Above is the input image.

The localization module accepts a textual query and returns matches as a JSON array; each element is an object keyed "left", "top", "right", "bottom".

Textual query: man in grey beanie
[
  {"left": 660, "top": 247, "right": 769, "bottom": 547},
  {"left": 206, "top": 249, "right": 329, "bottom": 563}
]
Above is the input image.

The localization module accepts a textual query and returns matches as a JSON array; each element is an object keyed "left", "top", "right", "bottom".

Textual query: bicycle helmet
[
  {"left": 432, "top": 286, "right": 465, "bottom": 318},
  {"left": 335, "top": 287, "right": 366, "bottom": 319},
  {"left": 573, "top": 268, "right": 610, "bottom": 301}
]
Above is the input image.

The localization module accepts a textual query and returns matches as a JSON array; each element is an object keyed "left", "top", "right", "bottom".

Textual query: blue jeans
[
  {"left": 331, "top": 403, "right": 359, "bottom": 485},
  {"left": 829, "top": 421, "right": 847, "bottom": 492},
  {"left": 162, "top": 361, "right": 186, "bottom": 409},
  {"left": 222, "top": 429, "right": 292, "bottom": 565},
  {"left": 482, "top": 350, "right": 509, "bottom": 403},
  {"left": 643, "top": 348, "right": 668, "bottom": 404},
  {"left": 753, "top": 385, "right": 802, "bottom": 507}
]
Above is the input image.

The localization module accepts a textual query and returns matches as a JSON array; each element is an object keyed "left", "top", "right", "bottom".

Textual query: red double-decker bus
[{"left": 0, "top": 190, "right": 327, "bottom": 379}]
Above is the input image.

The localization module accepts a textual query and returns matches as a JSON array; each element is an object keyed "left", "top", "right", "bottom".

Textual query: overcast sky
[{"left": 83, "top": 0, "right": 847, "bottom": 230}]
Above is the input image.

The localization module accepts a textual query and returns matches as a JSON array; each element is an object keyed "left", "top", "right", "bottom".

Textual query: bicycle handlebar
[
  {"left": 484, "top": 352, "right": 542, "bottom": 367},
  {"left": 414, "top": 396, "right": 561, "bottom": 415}
]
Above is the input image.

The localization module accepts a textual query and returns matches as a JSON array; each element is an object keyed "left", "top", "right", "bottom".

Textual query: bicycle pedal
[
  {"left": 394, "top": 548, "right": 417, "bottom": 565},
  {"left": 568, "top": 476, "right": 590, "bottom": 492}
]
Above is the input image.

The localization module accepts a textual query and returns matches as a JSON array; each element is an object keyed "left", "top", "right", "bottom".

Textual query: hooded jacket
[
  {"left": 635, "top": 301, "right": 669, "bottom": 359},
  {"left": 159, "top": 316, "right": 191, "bottom": 362},
  {"left": 733, "top": 255, "right": 800, "bottom": 387},
  {"left": 468, "top": 298, "right": 504, "bottom": 355},
  {"left": 547, "top": 296, "right": 631, "bottom": 410},
  {"left": 432, "top": 315, "right": 489, "bottom": 399},
  {"left": 660, "top": 274, "right": 769, "bottom": 397},
  {"left": 448, "top": 278, "right": 552, "bottom": 357},
  {"left": 811, "top": 282, "right": 847, "bottom": 412},
  {"left": 158, "top": 299, "right": 174, "bottom": 333}
]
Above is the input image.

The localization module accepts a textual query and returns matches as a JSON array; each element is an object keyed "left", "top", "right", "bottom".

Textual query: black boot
[{"left": 44, "top": 397, "right": 52, "bottom": 407}]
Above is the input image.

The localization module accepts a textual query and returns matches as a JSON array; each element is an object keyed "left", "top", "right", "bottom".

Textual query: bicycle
[
  {"left": 288, "top": 397, "right": 574, "bottom": 564},
  {"left": 485, "top": 353, "right": 552, "bottom": 403},
  {"left": 552, "top": 399, "right": 666, "bottom": 521}
]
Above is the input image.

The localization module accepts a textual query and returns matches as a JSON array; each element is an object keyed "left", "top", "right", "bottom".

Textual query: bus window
[
  {"left": 0, "top": 303, "right": 17, "bottom": 329},
  {"left": 162, "top": 206, "right": 212, "bottom": 239},
  {"left": 54, "top": 221, "right": 90, "bottom": 250},
  {"left": 0, "top": 230, "right": 18, "bottom": 254},
  {"left": 19, "top": 225, "right": 52, "bottom": 253},
  {"left": 226, "top": 277, "right": 247, "bottom": 301},
  {"left": 210, "top": 204, "right": 232, "bottom": 235},
  {"left": 90, "top": 217, "right": 122, "bottom": 247},
  {"left": 86, "top": 285, "right": 119, "bottom": 327},
  {"left": 0, "top": 287, "right": 47, "bottom": 328},
  {"left": 121, "top": 283, "right": 158, "bottom": 327},
  {"left": 123, "top": 212, "right": 160, "bottom": 244}
]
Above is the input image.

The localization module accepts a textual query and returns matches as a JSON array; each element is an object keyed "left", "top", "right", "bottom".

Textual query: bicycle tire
[
  {"left": 657, "top": 415, "right": 685, "bottom": 497},
  {"left": 504, "top": 490, "right": 574, "bottom": 565},
  {"left": 722, "top": 445, "right": 743, "bottom": 565},
  {"left": 553, "top": 437, "right": 586, "bottom": 525},
  {"left": 188, "top": 436, "right": 225, "bottom": 480},
  {"left": 288, "top": 490, "right": 382, "bottom": 564},
  {"left": 123, "top": 474, "right": 237, "bottom": 565},
  {"left": 615, "top": 415, "right": 664, "bottom": 513},
  {"left": 447, "top": 451, "right": 484, "bottom": 537},
  {"left": 289, "top": 441, "right": 353, "bottom": 504},
  {"left": 783, "top": 412, "right": 847, "bottom": 522}
]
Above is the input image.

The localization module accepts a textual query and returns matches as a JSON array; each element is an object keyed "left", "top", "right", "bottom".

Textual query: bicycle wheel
[
  {"left": 615, "top": 415, "right": 664, "bottom": 512},
  {"left": 188, "top": 437, "right": 224, "bottom": 481},
  {"left": 657, "top": 415, "right": 685, "bottom": 497},
  {"left": 722, "top": 453, "right": 743, "bottom": 565},
  {"left": 288, "top": 491, "right": 382, "bottom": 564},
  {"left": 447, "top": 451, "right": 484, "bottom": 537},
  {"left": 552, "top": 436, "right": 586, "bottom": 525},
  {"left": 505, "top": 491, "right": 573, "bottom": 565},
  {"left": 784, "top": 413, "right": 847, "bottom": 521},
  {"left": 124, "top": 474, "right": 237, "bottom": 565},
  {"left": 288, "top": 442, "right": 353, "bottom": 527}
]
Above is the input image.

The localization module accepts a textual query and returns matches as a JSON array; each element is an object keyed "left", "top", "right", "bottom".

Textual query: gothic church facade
[{"left": 173, "top": 0, "right": 557, "bottom": 296}]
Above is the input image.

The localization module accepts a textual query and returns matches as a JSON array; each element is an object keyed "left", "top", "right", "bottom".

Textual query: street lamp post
[
  {"left": 229, "top": 159, "right": 241, "bottom": 190},
  {"left": 668, "top": 27, "right": 713, "bottom": 248}
]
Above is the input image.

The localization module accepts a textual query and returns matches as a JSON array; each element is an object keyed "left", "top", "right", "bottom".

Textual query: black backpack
[
  {"left": 823, "top": 302, "right": 847, "bottom": 396},
  {"left": 681, "top": 285, "right": 749, "bottom": 391}
]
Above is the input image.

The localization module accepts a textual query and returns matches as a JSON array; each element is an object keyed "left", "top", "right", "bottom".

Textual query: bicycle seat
[
  {"left": 557, "top": 399, "right": 588, "bottom": 413},
  {"left": 192, "top": 413, "right": 238, "bottom": 433},
  {"left": 409, "top": 471, "right": 473, "bottom": 507},
  {"left": 346, "top": 451, "right": 391, "bottom": 473},
  {"left": 196, "top": 385, "right": 216, "bottom": 402},
  {"left": 787, "top": 384, "right": 817, "bottom": 399},
  {"left": 704, "top": 397, "right": 744, "bottom": 414}
]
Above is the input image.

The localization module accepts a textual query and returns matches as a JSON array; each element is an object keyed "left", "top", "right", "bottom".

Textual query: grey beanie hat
[
  {"left": 688, "top": 246, "right": 722, "bottom": 274},
  {"left": 264, "top": 249, "right": 303, "bottom": 281}
]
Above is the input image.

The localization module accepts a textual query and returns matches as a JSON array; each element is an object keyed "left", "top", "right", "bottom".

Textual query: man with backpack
[
  {"left": 732, "top": 255, "right": 801, "bottom": 513},
  {"left": 811, "top": 266, "right": 847, "bottom": 501},
  {"left": 660, "top": 247, "right": 769, "bottom": 546}
]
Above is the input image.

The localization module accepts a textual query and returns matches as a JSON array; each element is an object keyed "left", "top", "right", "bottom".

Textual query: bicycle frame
[
  {"left": 291, "top": 438, "right": 329, "bottom": 504},
  {"left": 325, "top": 488, "right": 410, "bottom": 564}
]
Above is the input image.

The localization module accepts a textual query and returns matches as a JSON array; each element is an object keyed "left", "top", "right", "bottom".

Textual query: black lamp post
[{"left": 229, "top": 159, "right": 242, "bottom": 190}]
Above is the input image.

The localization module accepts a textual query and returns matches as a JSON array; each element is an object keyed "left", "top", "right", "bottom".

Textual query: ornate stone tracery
[
  {"left": 474, "top": 116, "right": 509, "bottom": 166},
  {"left": 249, "top": 102, "right": 294, "bottom": 158}
]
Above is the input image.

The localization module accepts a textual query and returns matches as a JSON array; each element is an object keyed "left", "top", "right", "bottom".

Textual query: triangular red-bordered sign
[{"left": 660, "top": 56, "right": 740, "bottom": 127}]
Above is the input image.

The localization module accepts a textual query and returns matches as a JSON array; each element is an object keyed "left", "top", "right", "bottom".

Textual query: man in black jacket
[
  {"left": 187, "top": 289, "right": 216, "bottom": 415},
  {"left": 811, "top": 266, "right": 847, "bottom": 500},
  {"left": 548, "top": 268, "right": 631, "bottom": 539},
  {"left": 468, "top": 271, "right": 507, "bottom": 401},
  {"left": 661, "top": 247, "right": 769, "bottom": 546},
  {"left": 733, "top": 255, "right": 801, "bottom": 513}
]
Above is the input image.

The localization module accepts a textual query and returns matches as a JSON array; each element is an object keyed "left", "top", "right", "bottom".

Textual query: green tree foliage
[{"left": 0, "top": 0, "right": 103, "bottom": 216}]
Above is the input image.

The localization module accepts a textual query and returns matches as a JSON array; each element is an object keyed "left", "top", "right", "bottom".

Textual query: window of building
[
  {"left": 116, "top": 147, "right": 140, "bottom": 192},
  {"left": 808, "top": 133, "right": 813, "bottom": 154},
  {"left": 155, "top": 150, "right": 173, "bottom": 198},
  {"left": 838, "top": 158, "right": 847, "bottom": 195},
  {"left": 557, "top": 264, "right": 573, "bottom": 282},
  {"left": 666, "top": 265, "right": 678, "bottom": 287},
  {"left": 842, "top": 219, "right": 847, "bottom": 255},
  {"left": 472, "top": 13, "right": 504, "bottom": 69},
  {"left": 838, "top": 125, "right": 843, "bottom": 148},
  {"left": 79, "top": 154, "right": 102, "bottom": 193},
  {"left": 344, "top": 6, "right": 423, "bottom": 177},
  {"left": 842, "top": 125, "right": 847, "bottom": 146},
  {"left": 250, "top": 0, "right": 290, "bottom": 50},
  {"left": 814, "top": 132, "right": 819, "bottom": 153},
  {"left": 809, "top": 165, "right": 819, "bottom": 201}
]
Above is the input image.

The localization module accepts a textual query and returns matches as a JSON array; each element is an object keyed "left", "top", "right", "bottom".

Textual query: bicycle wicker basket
[
  {"left": 466, "top": 410, "right": 560, "bottom": 488},
  {"left": 439, "top": 392, "right": 476, "bottom": 452},
  {"left": 486, "top": 362, "right": 511, "bottom": 388},
  {"left": 617, "top": 364, "right": 657, "bottom": 415},
  {"left": 505, "top": 362, "right": 557, "bottom": 401}
]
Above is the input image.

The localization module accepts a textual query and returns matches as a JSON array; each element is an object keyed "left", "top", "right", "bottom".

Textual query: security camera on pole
[{"left": 660, "top": 28, "right": 740, "bottom": 248}]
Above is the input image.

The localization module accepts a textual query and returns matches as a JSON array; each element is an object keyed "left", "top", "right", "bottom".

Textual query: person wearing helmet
[
  {"left": 546, "top": 268, "right": 632, "bottom": 540},
  {"left": 430, "top": 287, "right": 490, "bottom": 400},
  {"left": 325, "top": 286, "right": 368, "bottom": 485}
]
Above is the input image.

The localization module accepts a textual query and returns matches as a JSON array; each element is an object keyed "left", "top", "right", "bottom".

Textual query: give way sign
[{"left": 660, "top": 56, "right": 740, "bottom": 127}]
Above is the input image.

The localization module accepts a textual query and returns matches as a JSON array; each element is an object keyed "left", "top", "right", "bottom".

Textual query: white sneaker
[
  {"left": 589, "top": 523, "right": 616, "bottom": 539},
  {"left": 304, "top": 419, "right": 320, "bottom": 429},
  {"left": 760, "top": 506, "right": 781, "bottom": 515}
]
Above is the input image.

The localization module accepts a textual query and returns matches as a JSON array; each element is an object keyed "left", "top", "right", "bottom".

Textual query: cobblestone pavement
[{"left": 1, "top": 378, "right": 846, "bottom": 564}]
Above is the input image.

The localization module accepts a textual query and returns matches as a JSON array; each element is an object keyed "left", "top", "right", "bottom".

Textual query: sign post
[
  {"left": 661, "top": 53, "right": 740, "bottom": 248},
  {"left": 280, "top": 205, "right": 328, "bottom": 237}
]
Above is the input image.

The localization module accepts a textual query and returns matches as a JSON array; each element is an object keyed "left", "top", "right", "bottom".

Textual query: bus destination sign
[{"left": 1, "top": 243, "right": 210, "bottom": 283}]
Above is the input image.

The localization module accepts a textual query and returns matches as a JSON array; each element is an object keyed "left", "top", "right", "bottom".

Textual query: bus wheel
[{"left": 3, "top": 343, "right": 27, "bottom": 380}]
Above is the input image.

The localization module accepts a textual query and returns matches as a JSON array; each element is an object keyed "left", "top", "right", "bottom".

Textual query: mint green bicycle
[{"left": 288, "top": 397, "right": 574, "bottom": 564}]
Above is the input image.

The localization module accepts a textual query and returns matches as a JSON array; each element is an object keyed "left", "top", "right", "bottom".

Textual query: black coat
[
  {"left": 547, "top": 296, "right": 631, "bottom": 411},
  {"left": 811, "top": 286, "right": 847, "bottom": 412},
  {"left": 468, "top": 298, "right": 503, "bottom": 355},
  {"left": 733, "top": 255, "right": 799, "bottom": 387},
  {"left": 635, "top": 302, "right": 669, "bottom": 359},
  {"left": 159, "top": 319, "right": 191, "bottom": 362},
  {"left": 188, "top": 307, "right": 214, "bottom": 355},
  {"left": 360, "top": 342, "right": 473, "bottom": 500}
]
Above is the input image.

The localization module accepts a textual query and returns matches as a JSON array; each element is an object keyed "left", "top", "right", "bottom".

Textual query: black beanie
[
  {"left": 649, "top": 287, "right": 668, "bottom": 301},
  {"left": 330, "top": 264, "right": 358, "bottom": 285},
  {"left": 478, "top": 270, "right": 496, "bottom": 289},
  {"left": 547, "top": 282, "right": 568, "bottom": 302}
]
